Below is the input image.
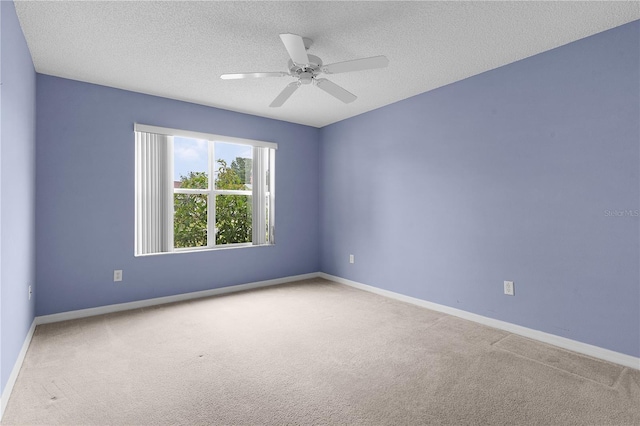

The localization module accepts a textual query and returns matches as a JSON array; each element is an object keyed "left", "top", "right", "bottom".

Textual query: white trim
[
  {"left": 268, "top": 150, "right": 275, "bottom": 243},
  {"left": 5, "top": 271, "right": 635, "bottom": 424},
  {"left": 173, "top": 242, "right": 252, "bottom": 252},
  {"left": 207, "top": 140, "right": 216, "bottom": 248},
  {"left": 209, "top": 189, "right": 253, "bottom": 196},
  {"left": 318, "top": 273, "right": 640, "bottom": 370},
  {"left": 135, "top": 241, "right": 269, "bottom": 257},
  {"left": 134, "top": 123, "right": 278, "bottom": 150},
  {"left": 1, "top": 320, "right": 36, "bottom": 421},
  {"left": 35, "top": 273, "right": 319, "bottom": 325}
]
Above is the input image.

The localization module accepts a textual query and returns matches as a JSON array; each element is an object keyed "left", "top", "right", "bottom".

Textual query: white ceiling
[{"left": 14, "top": 1, "right": 640, "bottom": 128}]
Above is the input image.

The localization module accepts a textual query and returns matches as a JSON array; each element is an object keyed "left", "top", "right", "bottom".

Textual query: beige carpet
[{"left": 3, "top": 278, "right": 639, "bottom": 425}]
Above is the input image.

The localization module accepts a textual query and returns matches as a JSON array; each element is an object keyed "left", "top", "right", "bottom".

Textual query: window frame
[{"left": 134, "top": 123, "right": 276, "bottom": 256}]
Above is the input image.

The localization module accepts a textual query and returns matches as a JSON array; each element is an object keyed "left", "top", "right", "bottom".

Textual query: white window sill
[{"left": 135, "top": 243, "right": 275, "bottom": 257}]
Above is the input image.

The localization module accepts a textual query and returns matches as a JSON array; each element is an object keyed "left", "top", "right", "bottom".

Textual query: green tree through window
[{"left": 174, "top": 158, "right": 252, "bottom": 248}]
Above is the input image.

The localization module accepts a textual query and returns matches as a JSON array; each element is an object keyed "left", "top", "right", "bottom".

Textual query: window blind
[{"left": 135, "top": 131, "right": 174, "bottom": 255}]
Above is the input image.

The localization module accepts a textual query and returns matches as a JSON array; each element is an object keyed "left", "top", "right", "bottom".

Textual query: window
[{"left": 134, "top": 124, "right": 275, "bottom": 256}]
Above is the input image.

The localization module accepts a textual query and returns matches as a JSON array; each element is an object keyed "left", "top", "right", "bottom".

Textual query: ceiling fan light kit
[{"left": 220, "top": 33, "right": 389, "bottom": 107}]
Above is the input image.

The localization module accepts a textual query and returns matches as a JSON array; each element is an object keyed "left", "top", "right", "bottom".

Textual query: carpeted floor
[{"left": 3, "top": 278, "right": 639, "bottom": 425}]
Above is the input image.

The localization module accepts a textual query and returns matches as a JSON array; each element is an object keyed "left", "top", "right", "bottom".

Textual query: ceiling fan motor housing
[
  {"left": 288, "top": 54, "right": 323, "bottom": 84},
  {"left": 299, "top": 72, "right": 314, "bottom": 85}
]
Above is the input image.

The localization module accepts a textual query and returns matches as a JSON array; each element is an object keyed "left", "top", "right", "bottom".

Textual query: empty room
[{"left": 1, "top": 1, "right": 639, "bottom": 424}]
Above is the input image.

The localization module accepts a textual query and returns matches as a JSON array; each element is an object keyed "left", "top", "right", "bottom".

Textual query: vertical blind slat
[
  {"left": 135, "top": 131, "right": 171, "bottom": 255},
  {"left": 252, "top": 147, "right": 267, "bottom": 245}
]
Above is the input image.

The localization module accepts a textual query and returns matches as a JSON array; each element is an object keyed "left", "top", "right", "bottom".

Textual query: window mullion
[
  {"left": 174, "top": 188, "right": 209, "bottom": 195},
  {"left": 207, "top": 140, "right": 216, "bottom": 247}
]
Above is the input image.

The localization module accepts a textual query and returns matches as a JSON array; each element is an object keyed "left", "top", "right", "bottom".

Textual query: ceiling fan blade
[
  {"left": 315, "top": 78, "right": 357, "bottom": 104},
  {"left": 269, "top": 82, "right": 299, "bottom": 107},
  {"left": 220, "top": 72, "right": 288, "bottom": 80},
  {"left": 279, "top": 33, "right": 309, "bottom": 65},
  {"left": 322, "top": 55, "right": 389, "bottom": 74}
]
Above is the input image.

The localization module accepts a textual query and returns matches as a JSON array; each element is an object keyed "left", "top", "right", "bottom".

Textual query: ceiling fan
[{"left": 220, "top": 33, "right": 389, "bottom": 107}]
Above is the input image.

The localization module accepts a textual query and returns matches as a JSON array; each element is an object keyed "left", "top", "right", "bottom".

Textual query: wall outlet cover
[{"left": 504, "top": 280, "right": 514, "bottom": 296}]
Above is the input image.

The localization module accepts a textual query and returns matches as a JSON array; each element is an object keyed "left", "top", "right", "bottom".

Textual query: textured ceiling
[{"left": 14, "top": 1, "right": 640, "bottom": 128}]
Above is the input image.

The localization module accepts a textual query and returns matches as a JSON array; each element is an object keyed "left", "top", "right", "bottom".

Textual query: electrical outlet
[
  {"left": 28, "top": 285, "right": 32, "bottom": 300},
  {"left": 114, "top": 270, "right": 123, "bottom": 282},
  {"left": 349, "top": 254, "right": 355, "bottom": 264},
  {"left": 504, "top": 280, "right": 514, "bottom": 296}
]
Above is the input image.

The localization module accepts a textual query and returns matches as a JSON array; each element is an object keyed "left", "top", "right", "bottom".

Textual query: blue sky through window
[{"left": 173, "top": 137, "right": 252, "bottom": 182}]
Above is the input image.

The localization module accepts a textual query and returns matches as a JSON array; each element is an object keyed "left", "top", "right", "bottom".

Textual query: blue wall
[
  {"left": 36, "top": 75, "right": 319, "bottom": 316},
  {"left": 319, "top": 21, "right": 640, "bottom": 357},
  {"left": 6, "top": 9, "right": 639, "bottom": 392},
  {"left": 0, "top": 0, "right": 37, "bottom": 396}
]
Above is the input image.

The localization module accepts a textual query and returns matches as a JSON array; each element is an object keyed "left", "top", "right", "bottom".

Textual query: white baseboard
[
  {"left": 319, "top": 272, "right": 640, "bottom": 370},
  {"left": 4, "top": 270, "right": 634, "bottom": 423},
  {"left": 1, "top": 320, "right": 36, "bottom": 421},
  {"left": 36, "top": 272, "right": 320, "bottom": 325}
]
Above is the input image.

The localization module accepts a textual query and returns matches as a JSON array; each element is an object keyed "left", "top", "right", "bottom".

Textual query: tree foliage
[
  {"left": 230, "top": 157, "right": 252, "bottom": 185},
  {"left": 173, "top": 172, "right": 208, "bottom": 248},
  {"left": 173, "top": 158, "right": 252, "bottom": 249},
  {"left": 214, "top": 159, "right": 251, "bottom": 245}
]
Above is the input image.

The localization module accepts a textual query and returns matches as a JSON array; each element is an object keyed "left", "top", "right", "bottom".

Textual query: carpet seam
[
  {"left": 492, "top": 344, "right": 621, "bottom": 389},
  {"left": 488, "top": 332, "right": 511, "bottom": 347},
  {"left": 495, "top": 333, "right": 628, "bottom": 369},
  {"left": 611, "top": 367, "right": 627, "bottom": 390}
]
